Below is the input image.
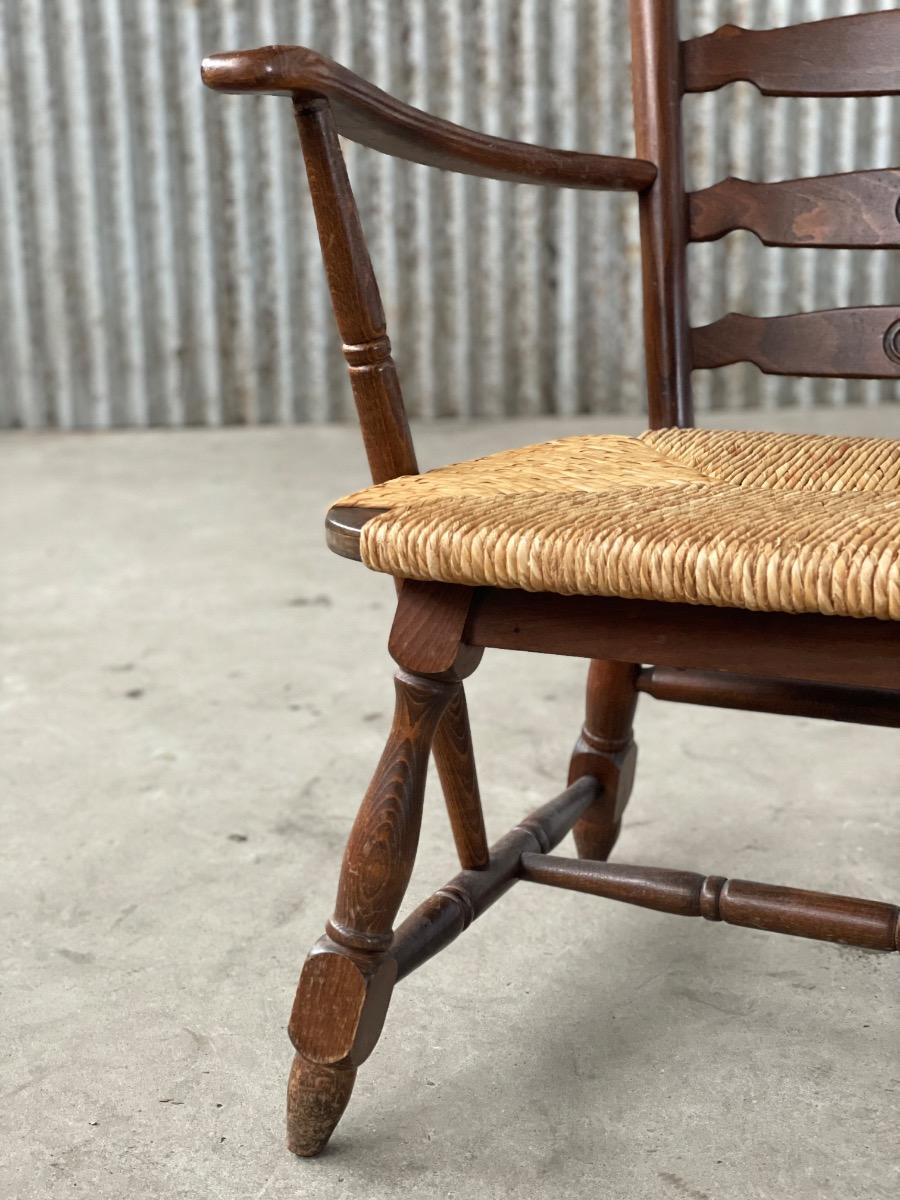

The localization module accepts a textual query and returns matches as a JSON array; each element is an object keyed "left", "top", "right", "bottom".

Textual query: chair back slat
[
  {"left": 683, "top": 11, "right": 900, "bottom": 96},
  {"left": 689, "top": 170, "right": 900, "bottom": 249},
  {"left": 692, "top": 308, "right": 900, "bottom": 379},
  {"left": 675, "top": 4, "right": 900, "bottom": 388}
]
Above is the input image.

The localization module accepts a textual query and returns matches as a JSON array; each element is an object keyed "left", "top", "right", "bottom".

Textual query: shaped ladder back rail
[
  {"left": 683, "top": 10, "right": 900, "bottom": 97},
  {"left": 201, "top": 0, "right": 900, "bottom": 1163},
  {"left": 691, "top": 308, "right": 900, "bottom": 378},
  {"left": 688, "top": 170, "right": 900, "bottom": 250},
  {"left": 681, "top": 8, "right": 900, "bottom": 383}
]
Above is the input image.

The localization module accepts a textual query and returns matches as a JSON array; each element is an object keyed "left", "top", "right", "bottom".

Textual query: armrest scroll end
[{"left": 201, "top": 45, "right": 325, "bottom": 97}]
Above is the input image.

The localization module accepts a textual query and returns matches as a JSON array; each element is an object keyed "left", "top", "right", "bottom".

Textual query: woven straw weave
[{"left": 334, "top": 429, "right": 900, "bottom": 620}]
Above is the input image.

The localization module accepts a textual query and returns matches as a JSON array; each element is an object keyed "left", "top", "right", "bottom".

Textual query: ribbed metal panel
[{"left": 1, "top": 0, "right": 897, "bottom": 429}]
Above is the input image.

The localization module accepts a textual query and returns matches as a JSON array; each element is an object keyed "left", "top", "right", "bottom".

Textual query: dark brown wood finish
[
  {"left": 520, "top": 856, "right": 900, "bottom": 952},
  {"left": 467, "top": 589, "right": 900, "bottom": 692},
  {"left": 287, "top": 668, "right": 456, "bottom": 1155},
  {"left": 203, "top": 47, "right": 656, "bottom": 191},
  {"left": 432, "top": 686, "right": 490, "bottom": 870},
  {"left": 293, "top": 99, "right": 418, "bottom": 485},
  {"left": 387, "top": 579, "right": 481, "bottom": 680},
  {"left": 325, "top": 505, "right": 387, "bottom": 560},
  {"left": 390, "top": 777, "right": 599, "bottom": 980},
  {"left": 203, "top": 1, "right": 900, "bottom": 1161},
  {"left": 692, "top": 307, "right": 900, "bottom": 377},
  {"left": 630, "top": 0, "right": 693, "bottom": 428},
  {"left": 689, "top": 170, "right": 900, "bottom": 249},
  {"left": 568, "top": 660, "right": 640, "bottom": 862},
  {"left": 683, "top": 10, "right": 900, "bottom": 97},
  {"left": 637, "top": 668, "right": 900, "bottom": 728}
]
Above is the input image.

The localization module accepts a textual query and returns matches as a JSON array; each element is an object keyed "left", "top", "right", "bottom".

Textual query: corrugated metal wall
[{"left": 1, "top": 0, "right": 898, "bottom": 429}]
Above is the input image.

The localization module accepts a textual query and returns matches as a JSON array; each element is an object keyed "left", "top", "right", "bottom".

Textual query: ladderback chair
[{"left": 202, "top": 0, "right": 900, "bottom": 1158}]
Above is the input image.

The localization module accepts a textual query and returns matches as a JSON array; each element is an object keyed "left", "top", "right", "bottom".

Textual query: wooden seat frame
[{"left": 202, "top": 1, "right": 900, "bottom": 1158}]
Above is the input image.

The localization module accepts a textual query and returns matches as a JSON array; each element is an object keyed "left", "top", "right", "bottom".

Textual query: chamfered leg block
[
  {"left": 285, "top": 669, "right": 455, "bottom": 1156},
  {"left": 568, "top": 659, "right": 640, "bottom": 861}
]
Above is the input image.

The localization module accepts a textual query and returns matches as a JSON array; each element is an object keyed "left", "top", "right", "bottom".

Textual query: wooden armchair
[{"left": 202, "top": 1, "right": 900, "bottom": 1159}]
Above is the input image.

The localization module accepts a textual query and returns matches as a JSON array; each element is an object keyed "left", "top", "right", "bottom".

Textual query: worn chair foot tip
[{"left": 286, "top": 1053, "right": 356, "bottom": 1160}]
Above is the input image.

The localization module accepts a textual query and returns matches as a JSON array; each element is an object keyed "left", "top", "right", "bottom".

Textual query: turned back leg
[
  {"left": 432, "top": 686, "right": 489, "bottom": 870},
  {"left": 568, "top": 659, "right": 640, "bottom": 861}
]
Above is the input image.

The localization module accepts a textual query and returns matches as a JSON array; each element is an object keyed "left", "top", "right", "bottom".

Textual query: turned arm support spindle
[
  {"left": 292, "top": 98, "right": 417, "bottom": 487},
  {"left": 200, "top": 45, "right": 657, "bottom": 488}
]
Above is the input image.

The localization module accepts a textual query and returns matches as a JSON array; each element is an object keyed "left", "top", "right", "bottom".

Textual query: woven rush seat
[{"left": 335, "top": 428, "right": 900, "bottom": 620}]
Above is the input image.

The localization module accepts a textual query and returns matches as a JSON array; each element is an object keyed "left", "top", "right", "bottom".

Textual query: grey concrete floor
[{"left": 3, "top": 409, "right": 900, "bottom": 1200}]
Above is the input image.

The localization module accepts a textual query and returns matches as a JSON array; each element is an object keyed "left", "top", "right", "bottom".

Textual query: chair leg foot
[
  {"left": 568, "top": 660, "right": 640, "bottom": 861},
  {"left": 286, "top": 1054, "right": 357, "bottom": 1157},
  {"left": 286, "top": 669, "right": 455, "bottom": 1156}
]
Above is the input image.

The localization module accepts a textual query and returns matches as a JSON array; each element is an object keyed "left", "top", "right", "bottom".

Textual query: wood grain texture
[
  {"left": 432, "top": 687, "right": 490, "bottom": 870},
  {"left": 388, "top": 579, "right": 482, "bottom": 680},
  {"left": 205, "top": 7, "right": 900, "bottom": 1161},
  {"left": 466, "top": 590, "right": 900, "bottom": 692},
  {"left": 294, "top": 100, "right": 418, "bottom": 485},
  {"left": 520, "top": 856, "right": 900, "bottom": 952},
  {"left": 568, "top": 660, "right": 640, "bottom": 861},
  {"left": 202, "top": 46, "right": 656, "bottom": 192},
  {"left": 629, "top": 0, "right": 693, "bottom": 428},
  {"left": 692, "top": 307, "right": 900, "bottom": 378},
  {"left": 287, "top": 669, "right": 454, "bottom": 1155},
  {"left": 689, "top": 170, "right": 900, "bottom": 249},
  {"left": 683, "top": 11, "right": 900, "bottom": 97},
  {"left": 328, "top": 672, "right": 456, "bottom": 949},
  {"left": 637, "top": 668, "right": 900, "bottom": 728},
  {"left": 286, "top": 1055, "right": 356, "bottom": 1157},
  {"left": 390, "top": 777, "right": 599, "bottom": 981}
]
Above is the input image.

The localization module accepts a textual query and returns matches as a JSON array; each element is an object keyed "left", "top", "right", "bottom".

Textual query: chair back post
[
  {"left": 292, "top": 97, "right": 418, "bottom": 484},
  {"left": 629, "top": 0, "right": 693, "bottom": 430}
]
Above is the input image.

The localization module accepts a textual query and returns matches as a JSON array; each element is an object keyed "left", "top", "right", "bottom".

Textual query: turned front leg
[
  {"left": 286, "top": 670, "right": 455, "bottom": 1156},
  {"left": 568, "top": 660, "right": 640, "bottom": 861}
]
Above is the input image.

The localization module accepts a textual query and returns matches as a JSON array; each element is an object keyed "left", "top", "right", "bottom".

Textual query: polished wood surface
[
  {"left": 203, "top": 46, "right": 656, "bottom": 192},
  {"left": 683, "top": 10, "right": 900, "bottom": 97},
  {"left": 520, "top": 855, "right": 900, "bottom": 952},
  {"left": 692, "top": 307, "right": 900, "bottom": 377},
  {"left": 202, "top": 0, "right": 900, "bottom": 1160},
  {"left": 689, "top": 169, "right": 900, "bottom": 249},
  {"left": 568, "top": 660, "right": 640, "bottom": 862},
  {"left": 325, "top": 505, "right": 386, "bottom": 560},
  {"left": 327, "top": 672, "right": 453, "bottom": 947},
  {"left": 637, "top": 667, "right": 900, "bottom": 728},
  {"left": 287, "top": 669, "right": 454, "bottom": 1154},
  {"left": 391, "top": 777, "right": 599, "bottom": 981},
  {"left": 388, "top": 579, "right": 482, "bottom": 681},
  {"left": 629, "top": 0, "right": 693, "bottom": 428},
  {"left": 293, "top": 100, "right": 417, "bottom": 485},
  {"left": 466, "top": 589, "right": 900, "bottom": 693},
  {"left": 432, "top": 687, "right": 490, "bottom": 871}
]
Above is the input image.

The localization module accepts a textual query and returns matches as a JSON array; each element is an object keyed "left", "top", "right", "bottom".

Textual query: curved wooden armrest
[{"left": 201, "top": 45, "right": 656, "bottom": 193}]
